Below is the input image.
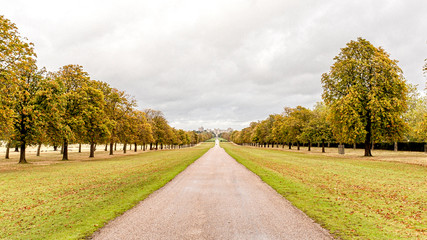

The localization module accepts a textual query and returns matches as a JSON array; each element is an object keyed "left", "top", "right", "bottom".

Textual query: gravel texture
[{"left": 92, "top": 142, "right": 332, "bottom": 240}]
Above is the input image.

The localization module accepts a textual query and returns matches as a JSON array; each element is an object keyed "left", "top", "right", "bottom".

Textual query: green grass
[
  {"left": 0, "top": 143, "right": 213, "bottom": 239},
  {"left": 221, "top": 143, "right": 426, "bottom": 239},
  {"left": 205, "top": 137, "right": 228, "bottom": 142}
]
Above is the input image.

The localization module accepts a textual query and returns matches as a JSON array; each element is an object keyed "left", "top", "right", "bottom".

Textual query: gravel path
[{"left": 92, "top": 141, "right": 332, "bottom": 240}]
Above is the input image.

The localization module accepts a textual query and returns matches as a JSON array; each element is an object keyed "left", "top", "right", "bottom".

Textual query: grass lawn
[
  {"left": 205, "top": 137, "right": 228, "bottom": 142},
  {"left": 221, "top": 143, "right": 426, "bottom": 239},
  {"left": 0, "top": 142, "right": 213, "bottom": 239}
]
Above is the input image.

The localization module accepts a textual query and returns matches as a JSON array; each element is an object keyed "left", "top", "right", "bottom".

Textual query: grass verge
[
  {"left": 205, "top": 137, "right": 228, "bottom": 142},
  {"left": 221, "top": 143, "right": 426, "bottom": 239},
  {"left": 0, "top": 143, "right": 213, "bottom": 239}
]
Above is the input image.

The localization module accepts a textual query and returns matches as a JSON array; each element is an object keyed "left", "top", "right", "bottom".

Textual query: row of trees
[
  {"left": 226, "top": 38, "right": 427, "bottom": 156},
  {"left": 0, "top": 15, "right": 212, "bottom": 164}
]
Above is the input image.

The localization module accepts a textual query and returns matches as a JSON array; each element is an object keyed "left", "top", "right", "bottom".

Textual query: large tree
[
  {"left": 144, "top": 109, "right": 171, "bottom": 150},
  {"left": 53, "top": 64, "right": 91, "bottom": 160},
  {"left": 0, "top": 15, "right": 37, "bottom": 153},
  {"left": 100, "top": 84, "right": 135, "bottom": 155},
  {"left": 321, "top": 38, "right": 409, "bottom": 156},
  {"left": 271, "top": 114, "right": 288, "bottom": 147},
  {"left": 117, "top": 110, "right": 139, "bottom": 153},
  {"left": 133, "top": 111, "right": 154, "bottom": 151},
  {"left": 10, "top": 61, "right": 45, "bottom": 163},
  {"left": 36, "top": 75, "right": 65, "bottom": 156},
  {"left": 81, "top": 83, "right": 111, "bottom": 157},
  {"left": 282, "top": 106, "right": 312, "bottom": 150},
  {"left": 301, "top": 102, "right": 333, "bottom": 152},
  {"left": 420, "top": 59, "right": 427, "bottom": 141},
  {"left": 403, "top": 86, "right": 426, "bottom": 142}
]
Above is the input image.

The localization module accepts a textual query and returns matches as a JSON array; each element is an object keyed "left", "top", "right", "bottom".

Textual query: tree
[
  {"left": 53, "top": 64, "right": 91, "bottom": 160},
  {"left": 419, "top": 59, "right": 427, "bottom": 141},
  {"left": 101, "top": 85, "right": 135, "bottom": 155},
  {"left": 35, "top": 75, "right": 64, "bottom": 156},
  {"left": 80, "top": 83, "right": 111, "bottom": 157},
  {"left": 403, "top": 86, "right": 426, "bottom": 142},
  {"left": 321, "top": 38, "right": 409, "bottom": 156},
  {"left": 134, "top": 111, "right": 154, "bottom": 151},
  {"left": 272, "top": 114, "right": 287, "bottom": 147},
  {"left": 144, "top": 109, "right": 170, "bottom": 150},
  {"left": 10, "top": 61, "right": 45, "bottom": 163},
  {"left": 301, "top": 102, "right": 334, "bottom": 152},
  {"left": 117, "top": 110, "right": 139, "bottom": 153},
  {"left": 284, "top": 106, "right": 312, "bottom": 150},
  {"left": 176, "top": 129, "right": 190, "bottom": 147},
  {"left": 0, "top": 15, "right": 37, "bottom": 160}
]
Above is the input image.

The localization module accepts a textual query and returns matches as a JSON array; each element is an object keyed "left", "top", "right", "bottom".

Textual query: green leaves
[
  {"left": 0, "top": 15, "right": 37, "bottom": 141},
  {"left": 321, "top": 38, "right": 409, "bottom": 154}
]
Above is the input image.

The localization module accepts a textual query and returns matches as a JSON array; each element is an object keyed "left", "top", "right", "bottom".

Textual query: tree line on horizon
[
  {"left": 0, "top": 15, "right": 212, "bottom": 164},
  {"left": 224, "top": 38, "right": 427, "bottom": 156}
]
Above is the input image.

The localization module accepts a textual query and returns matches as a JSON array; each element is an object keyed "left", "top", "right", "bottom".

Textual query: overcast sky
[{"left": 2, "top": 0, "right": 426, "bottom": 130}]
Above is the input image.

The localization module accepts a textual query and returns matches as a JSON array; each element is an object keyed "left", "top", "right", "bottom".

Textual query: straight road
[{"left": 92, "top": 141, "right": 332, "bottom": 240}]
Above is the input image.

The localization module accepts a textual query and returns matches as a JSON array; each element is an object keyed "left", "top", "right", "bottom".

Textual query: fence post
[{"left": 338, "top": 144, "right": 345, "bottom": 154}]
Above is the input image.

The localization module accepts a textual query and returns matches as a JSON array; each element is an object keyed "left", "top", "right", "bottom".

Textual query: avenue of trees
[
  {"left": 228, "top": 38, "right": 427, "bottom": 156},
  {"left": 0, "top": 15, "right": 212, "bottom": 164}
]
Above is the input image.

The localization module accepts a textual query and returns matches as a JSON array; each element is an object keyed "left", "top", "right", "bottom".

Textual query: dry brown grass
[
  {"left": 244, "top": 145, "right": 427, "bottom": 166},
  {"left": 0, "top": 143, "right": 174, "bottom": 170}
]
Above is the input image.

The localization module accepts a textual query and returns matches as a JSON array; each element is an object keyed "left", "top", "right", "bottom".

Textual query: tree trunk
[
  {"left": 14, "top": 146, "right": 19, "bottom": 152},
  {"left": 60, "top": 143, "right": 64, "bottom": 154},
  {"left": 289, "top": 142, "right": 292, "bottom": 149},
  {"left": 89, "top": 143, "right": 95, "bottom": 158},
  {"left": 53, "top": 145, "right": 58, "bottom": 151},
  {"left": 109, "top": 142, "right": 114, "bottom": 155},
  {"left": 123, "top": 143, "right": 127, "bottom": 154},
  {"left": 62, "top": 140, "right": 69, "bottom": 160},
  {"left": 308, "top": 141, "right": 311, "bottom": 151},
  {"left": 363, "top": 109, "right": 373, "bottom": 156},
  {"left": 161, "top": 143, "right": 163, "bottom": 150},
  {"left": 105, "top": 144, "right": 108, "bottom": 151},
  {"left": 297, "top": 142, "right": 300, "bottom": 150},
  {"left": 155, "top": 143, "right": 158, "bottom": 150},
  {"left": 5, "top": 142, "right": 10, "bottom": 159},
  {"left": 37, "top": 143, "right": 41, "bottom": 156},
  {"left": 338, "top": 144, "right": 345, "bottom": 154},
  {"left": 143, "top": 143, "right": 146, "bottom": 151},
  {"left": 150, "top": 143, "right": 153, "bottom": 150},
  {"left": 134, "top": 143, "right": 137, "bottom": 152},
  {"left": 322, "top": 139, "right": 325, "bottom": 153},
  {"left": 353, "top": 143, "right": 356, "bottom": 150},
  {"left": 78, "top": 143, "right": 82, "bottom": 153},
  {"left": 19, "top": 141, "right": 27, "bottom": 164},
  {"left": 394, "top": 142, "right": 398, "bottom": 152},
  {"left": 114, "top": 143, "right": 117, "bottom": 151}
]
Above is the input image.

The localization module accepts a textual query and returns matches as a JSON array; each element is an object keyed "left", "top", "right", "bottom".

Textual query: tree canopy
[
  {"left": 321, "top": 38, "right": 409, "bottom": 156},
  {"left": 0, "top": 15, "right": 212, "bottom": 163},
  {"left": 228, "top": 38, "right": 421, "bottom": 157}
]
